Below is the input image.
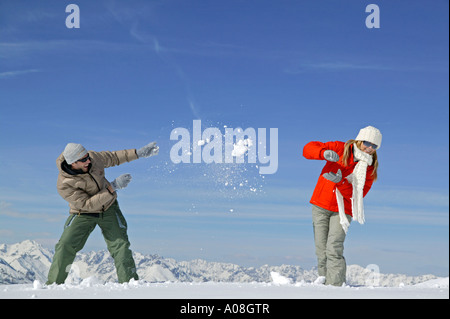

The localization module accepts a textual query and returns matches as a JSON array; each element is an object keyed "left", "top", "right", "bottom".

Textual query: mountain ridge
[{"left": 0, "top": 240, "right": 439, "bottom": 287}]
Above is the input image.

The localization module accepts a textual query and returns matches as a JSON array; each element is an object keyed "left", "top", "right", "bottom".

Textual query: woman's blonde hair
[{"left": 342, "top": 139, "right": 378, "bottom": 181}]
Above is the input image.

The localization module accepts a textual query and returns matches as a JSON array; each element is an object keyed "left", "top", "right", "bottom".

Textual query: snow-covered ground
[
  {"left": 1, "top": 240, "right": 448, "bottom": 299},
  {"left": 1, "top": 276, "right": 448, "bottom": 299}
]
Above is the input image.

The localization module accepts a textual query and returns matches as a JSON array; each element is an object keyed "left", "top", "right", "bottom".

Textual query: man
[{"left": 46, "top": 141, "right": 159, "bottom": 285}]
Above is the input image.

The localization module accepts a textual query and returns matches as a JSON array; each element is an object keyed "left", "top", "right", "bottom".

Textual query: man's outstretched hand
[{"left": 137, "top": 142, "right": 159, "bottom": 158}]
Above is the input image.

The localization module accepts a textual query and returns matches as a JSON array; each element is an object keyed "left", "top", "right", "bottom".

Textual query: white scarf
[{"left": 336, "top": 146, "right": 373, "bottom": 233}]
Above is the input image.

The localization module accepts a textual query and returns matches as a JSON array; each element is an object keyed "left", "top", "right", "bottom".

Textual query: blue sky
[{"left": 0, "top": 0, "right": 448, "bottom": 277}]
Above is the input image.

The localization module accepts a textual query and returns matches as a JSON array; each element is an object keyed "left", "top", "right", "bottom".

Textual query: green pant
[
  {"left": 46, "top": 201, "right": 138, "bottom": 284},
  {"left": 312, "top": 205, "right": 351, "bottom": 286}
]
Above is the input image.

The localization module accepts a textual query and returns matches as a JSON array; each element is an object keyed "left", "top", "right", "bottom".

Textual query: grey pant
[{"left": 312, "top": 205, "right": 351, "bottom": 286}]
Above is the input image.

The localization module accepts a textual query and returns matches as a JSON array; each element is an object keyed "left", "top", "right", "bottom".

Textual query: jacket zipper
[
  {"left": 88, "top": 172, "right": 101, "bottom": 192},
  {"left": 88, "top": 172, "right": 105, "bottom": 212}
]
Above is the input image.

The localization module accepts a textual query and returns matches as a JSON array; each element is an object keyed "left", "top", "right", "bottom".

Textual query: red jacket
[{"left": 303, "top": 141, "right": 374, "bottom": 216}]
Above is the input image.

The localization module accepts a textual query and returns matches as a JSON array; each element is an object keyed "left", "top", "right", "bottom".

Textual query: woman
[{"left": 303, "top": 126, "right": 382, "bottom": 286}]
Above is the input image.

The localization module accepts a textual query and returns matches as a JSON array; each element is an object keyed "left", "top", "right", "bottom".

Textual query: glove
[
  {"left": 324, "top": 150, "right": 339, "bottom": 162},
  {"left": 323, "top": 169, "right": 342, "bottom": 183},
  {"left": 110, "top": 174, "right": 132, "bottom": 190},
  {"left": 136, "top": 142, "right": 159, "bottom": 158}
]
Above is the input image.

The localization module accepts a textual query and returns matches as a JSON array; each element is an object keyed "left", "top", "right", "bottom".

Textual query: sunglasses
[
  {"left": 363, "top": 141, "right": 378, "bottom": 149},
  {"left": 77, "top": 154, "right": 91, "bottom": 163}
]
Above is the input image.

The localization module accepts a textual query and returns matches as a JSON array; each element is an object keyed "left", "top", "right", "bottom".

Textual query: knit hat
[
  {"left": 355, "top": 126, "right": 382, "bottom": 150},
  {"left": 63, "top": 143, "right": 88, "bottom": 164}
]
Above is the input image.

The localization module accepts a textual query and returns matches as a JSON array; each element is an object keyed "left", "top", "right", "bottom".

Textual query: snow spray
[{"left": 170, "top": 120, "right": 278, "bottom": 175}]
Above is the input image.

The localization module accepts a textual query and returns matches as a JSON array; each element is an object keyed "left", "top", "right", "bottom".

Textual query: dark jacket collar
[{"left": 61, "top": 160, "right": 91, "bottom": 175}]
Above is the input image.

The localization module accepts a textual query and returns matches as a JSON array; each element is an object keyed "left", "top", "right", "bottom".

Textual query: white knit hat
[
  {"left": 63, "top": 143, "right": 88, "bottom": 164},
  {"left": 355, "top": 126, "right": 382, "bottom": 149}
]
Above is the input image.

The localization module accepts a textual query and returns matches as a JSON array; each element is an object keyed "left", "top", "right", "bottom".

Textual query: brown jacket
[{"left": 56, "top": 149, "right": 139, "bottom": 214}]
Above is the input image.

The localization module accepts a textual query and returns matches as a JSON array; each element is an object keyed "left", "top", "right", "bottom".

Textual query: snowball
[{"left": 270, "top": 272, "right": 292, "bottom": 285}]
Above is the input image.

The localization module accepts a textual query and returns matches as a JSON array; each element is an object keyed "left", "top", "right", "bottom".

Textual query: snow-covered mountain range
[{"left": 0, "top": 240, "right": 439, "bottom": 287}]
